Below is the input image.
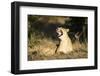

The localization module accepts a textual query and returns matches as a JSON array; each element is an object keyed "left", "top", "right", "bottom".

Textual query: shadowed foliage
[{"left": 28, "top": 15, "right": 88, "bottom": 61}]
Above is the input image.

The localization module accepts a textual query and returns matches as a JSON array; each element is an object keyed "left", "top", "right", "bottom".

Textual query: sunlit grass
[{"left": 28, "top": 33, "right": 88, "bottom": 61}]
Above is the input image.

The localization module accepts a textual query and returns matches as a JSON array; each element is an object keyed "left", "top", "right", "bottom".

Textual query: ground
[{"left": 28, "top": 49, "right": 87, "bottom": 61}]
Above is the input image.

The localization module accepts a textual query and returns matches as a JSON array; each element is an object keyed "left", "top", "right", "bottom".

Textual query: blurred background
[{"left": 28, "top": 15, "right": 88, "bottom": 61}]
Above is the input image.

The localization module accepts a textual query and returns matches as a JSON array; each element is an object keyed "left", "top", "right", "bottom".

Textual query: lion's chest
[{"left": 57, "top": 32, "right": 73, "bottom": 54}]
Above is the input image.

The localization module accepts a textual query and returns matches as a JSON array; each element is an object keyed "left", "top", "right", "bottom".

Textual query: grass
[
  {"left": 28, "top": 33, "right": 88, "bottom": 61},
  {"left": 28, "top": 49, "right": 87, "bottom": 61}
]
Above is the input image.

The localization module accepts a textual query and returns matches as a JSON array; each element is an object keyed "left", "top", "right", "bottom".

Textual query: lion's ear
[{"left": 67, "top": 29, "right": 69, "bottom": 32}]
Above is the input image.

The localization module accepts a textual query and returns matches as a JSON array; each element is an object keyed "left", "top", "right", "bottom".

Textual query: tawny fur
[{"left": 56, "top": 27, "right": 73, "bottom": 54}]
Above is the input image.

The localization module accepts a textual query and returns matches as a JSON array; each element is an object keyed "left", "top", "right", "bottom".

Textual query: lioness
[{"left": 56, "top": 27, "right": 73, "bottom": 54}]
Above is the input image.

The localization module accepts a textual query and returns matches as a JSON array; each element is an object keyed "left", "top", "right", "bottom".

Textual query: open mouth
[{"left": 56, "top": 28, "right": 63, "bottom": 37}]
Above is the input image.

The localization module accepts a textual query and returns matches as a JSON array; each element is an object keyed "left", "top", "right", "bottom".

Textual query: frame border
[{"left": 11, "top": 1, "right": 98, "bottom": 74}]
